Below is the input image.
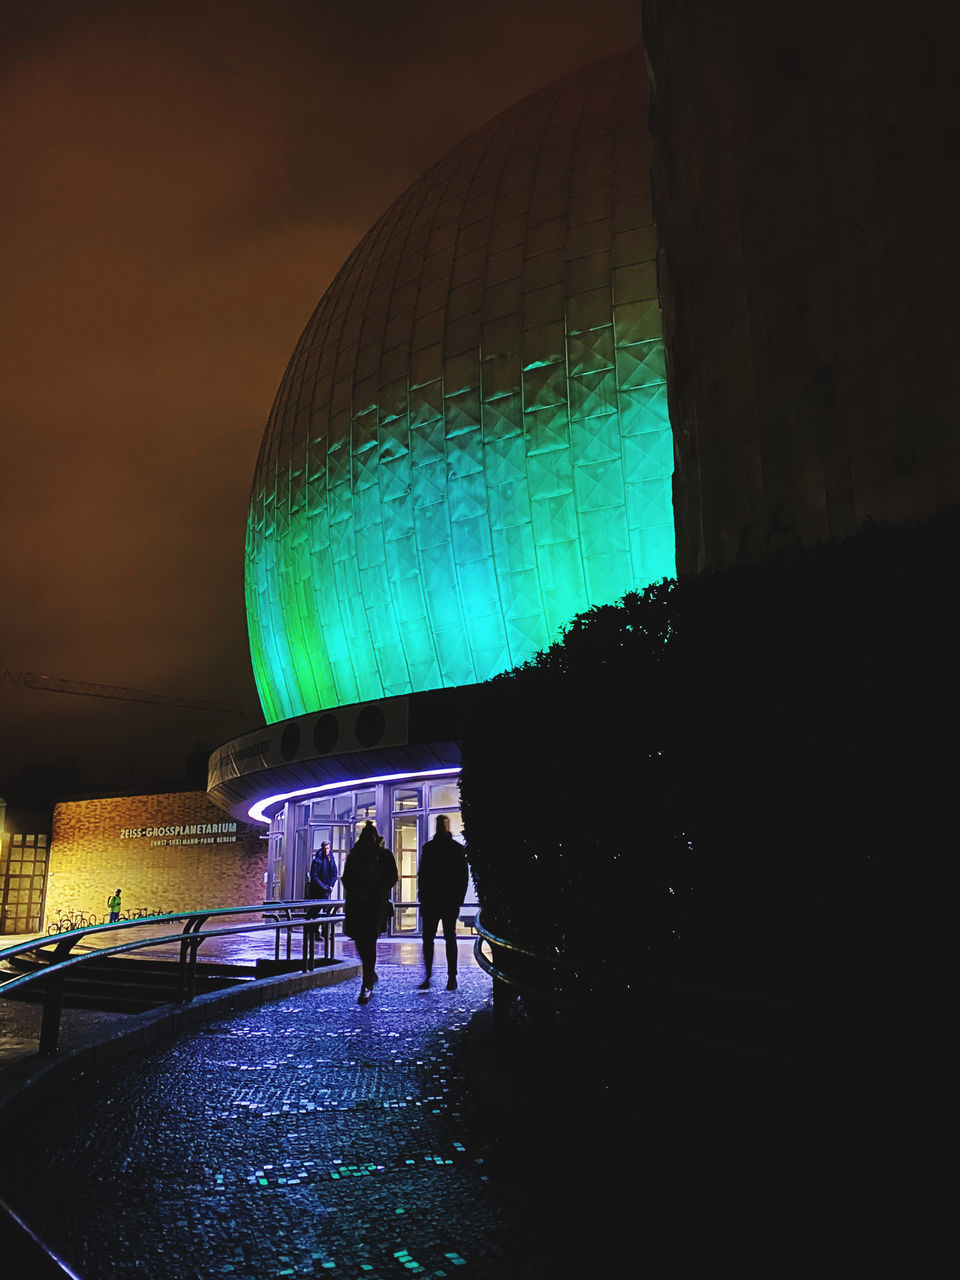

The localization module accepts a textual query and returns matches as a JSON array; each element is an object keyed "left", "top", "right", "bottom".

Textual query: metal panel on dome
[{"left": 246, "top": 49, "right": 676, "bottom": 723}]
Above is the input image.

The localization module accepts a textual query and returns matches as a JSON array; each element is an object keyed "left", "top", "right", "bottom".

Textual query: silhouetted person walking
[
  {"left": 306, "top": 840, "right": 338, "bottom": 918},
  {"left": 342, "top": 821, "right": 398, "bottom": 1004},
  {"left": 418, "top": 815, "right": 468, "bottom": 990}
]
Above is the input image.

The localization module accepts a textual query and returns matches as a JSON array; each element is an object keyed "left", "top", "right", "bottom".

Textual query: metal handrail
[
  {"left": 473, "top": 910, "right": 791, "bottom": 1004},
  {"left": 472, "top": 913, "right": 581, "bottom": 966},
  {"left": 0, "top": 901, "right": 347, "bottom": 1055},
  {"left": 473, "top": 910, "right": 792, "bottom": 1055},
  {"left": 262, "top": 899, "right": 347, "bottom": 962},
  {"left": 472, "top": 910, "right": 589, "bottom": 1009}
]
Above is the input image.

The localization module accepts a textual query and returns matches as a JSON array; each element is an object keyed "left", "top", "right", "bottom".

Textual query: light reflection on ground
[{"left": 0, "top": 948, "right": 562, "bottom": 1280}]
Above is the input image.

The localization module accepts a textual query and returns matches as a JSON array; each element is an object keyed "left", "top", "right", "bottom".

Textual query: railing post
[
  {"left": 38, "top": 935, "right": 78, "bottom": 1055},
  {"left": 2, "top": 902, "right": 366, "bottom": 1056},
  {"left": 490, "top": 945, "right": 514, "bottom": 1036},
  {"left": 38, "top": 971, "right": 65, "bottom": 1056},
  {"left": 178, "top": 915, "right": 208, "bottom": 1002}
]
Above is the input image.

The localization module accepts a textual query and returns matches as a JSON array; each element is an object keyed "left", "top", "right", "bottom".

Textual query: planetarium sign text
[{"left": 119, "top": 821, "right": 239, "bottom": 847}]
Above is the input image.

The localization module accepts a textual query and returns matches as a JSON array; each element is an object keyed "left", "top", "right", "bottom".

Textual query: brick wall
[{"left": 46, "top": 792, "right": 267, "bottom": 924}]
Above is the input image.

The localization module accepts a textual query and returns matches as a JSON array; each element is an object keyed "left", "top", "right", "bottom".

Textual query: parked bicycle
[
  {"left": 46, "top": 909, "right": 103, "bottom": 934},
  {"left": 45, "top": 905, "right": 169, "bottom": 933}
]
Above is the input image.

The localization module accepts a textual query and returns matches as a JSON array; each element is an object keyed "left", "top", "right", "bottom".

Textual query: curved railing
[
  {"left": 0, "top": 901, "right": 347, "bottom": 1055},
  {"left": 472, "top": 911, "right": 598, "bottom": 1009},
  {"left": 473, "top": 910, "right": 791, "bottom": 1054}
]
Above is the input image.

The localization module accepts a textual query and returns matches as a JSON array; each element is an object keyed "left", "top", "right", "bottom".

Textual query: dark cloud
[{"left": 0, "top": 0, "right": 640, "bottom": 803}]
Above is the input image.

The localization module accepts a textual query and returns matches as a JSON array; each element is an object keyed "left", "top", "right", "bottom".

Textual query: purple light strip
[{"left": 247, "top": 767, "right": 461, "bottom": 824}]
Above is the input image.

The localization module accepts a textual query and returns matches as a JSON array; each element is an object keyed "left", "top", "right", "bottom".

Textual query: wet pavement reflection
[{"left": 0, "top": 944, "right": 557, "bottom": 1280}]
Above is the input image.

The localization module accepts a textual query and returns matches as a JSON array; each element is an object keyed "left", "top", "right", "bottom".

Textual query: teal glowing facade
[{"left": 246, "top": 50, "right": 676, "bottom": 723}]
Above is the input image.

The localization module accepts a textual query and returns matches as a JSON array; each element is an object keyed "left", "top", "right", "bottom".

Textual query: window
[
  {"left": 333, "top": 794, "right": 353, "bottom": 820},
  {"left": 393, "top": 788, "right": 422, "bottom": 811},
  {"left": 0, "top": 832, "right": 49, "bottom": 935},
  {"left": 429, "top": 782, "right": 460, "bottom": 810}
]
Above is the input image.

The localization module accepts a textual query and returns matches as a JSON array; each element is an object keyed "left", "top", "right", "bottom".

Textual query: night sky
[{"left": 0, "top": 0, "right": 640, "bottom": 808}]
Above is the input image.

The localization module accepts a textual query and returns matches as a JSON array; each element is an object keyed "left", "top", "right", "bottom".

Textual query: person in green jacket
[{"left": 107, "top": 889, "right": 122, "bottom": 922}]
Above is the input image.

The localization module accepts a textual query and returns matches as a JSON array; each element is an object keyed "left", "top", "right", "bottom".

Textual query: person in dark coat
[
  {"left": 417, "top": 815, "right": 469, "bottom": 990},
  {"left": 306, "top": 840, "right": 338, "bottom": 918},
  {"left": 342, "top": 821, "right": 399, "bottom": 1004}
]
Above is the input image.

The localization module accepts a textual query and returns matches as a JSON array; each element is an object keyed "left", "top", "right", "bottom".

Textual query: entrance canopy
[{"left": 207, "top": 685, "right": 478, "bottom": 826}]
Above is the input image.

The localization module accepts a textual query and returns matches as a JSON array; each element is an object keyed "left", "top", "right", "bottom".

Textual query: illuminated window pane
[
  {"left": 429, "top": 783, "right": 460, "bottom": 810},
  {"left": 356, "top": 791, "right": 376, "bottom": 818},
  {"left": 395, "top": 906, "right": 419, "bottom": 932},
  {"left": 394, "top": 789, "right": 422, "bottom": 811}
]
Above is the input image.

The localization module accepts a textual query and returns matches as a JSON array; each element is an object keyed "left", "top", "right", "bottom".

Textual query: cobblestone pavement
[
  {"left": 0, "top": 927, "right": 383, "bottom": 1069},
  {"left": 0, "top": 931, "right": 384, "bottom": 1070},
  {"left": 0, "top": 951, "right": 562, "bottom": 1280}
]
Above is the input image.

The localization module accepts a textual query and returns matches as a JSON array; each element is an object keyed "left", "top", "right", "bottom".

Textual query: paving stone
[{"left": 0, "top": 956, "right": 557, "bottom": 1280}]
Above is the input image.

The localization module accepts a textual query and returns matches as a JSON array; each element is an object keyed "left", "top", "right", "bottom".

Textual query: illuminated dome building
[{"left": 209, "top": 48, "right": 676, "bottom": 923}]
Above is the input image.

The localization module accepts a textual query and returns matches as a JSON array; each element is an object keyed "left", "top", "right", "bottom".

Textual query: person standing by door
[
  {"left": 306, "top": 840, "right": 338, "bottom": 918},
  {"left": 417, "top": 815, "right": 468, "bottom": 991},
  {"left": 342, "top": 822, "right": 398, "bottom": 1004}
]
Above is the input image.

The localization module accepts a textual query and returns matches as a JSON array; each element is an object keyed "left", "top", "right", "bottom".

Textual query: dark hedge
[{"left": 459, "top": 504, "right": 957, "bottom": 1031}]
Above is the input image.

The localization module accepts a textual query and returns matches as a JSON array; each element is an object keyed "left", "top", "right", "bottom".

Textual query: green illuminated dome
[{"left": 246, "top": 48, "right": 676, "bottom": 722}]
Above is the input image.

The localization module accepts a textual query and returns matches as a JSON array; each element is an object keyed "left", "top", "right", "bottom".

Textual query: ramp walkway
[
  {"left": 3, "top": 922, "right": 861, "bottom": 1278},
  {"left": 0, "top": 939, "right": 584, "bottom": 1280}
]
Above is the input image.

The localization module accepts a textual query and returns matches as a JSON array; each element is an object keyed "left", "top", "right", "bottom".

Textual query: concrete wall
[
  {"left": 642, "top": 0, "right": 958, "bottom": 573},
  {"left": 46, "top": 792, "right": 267, "bottom": 924}
]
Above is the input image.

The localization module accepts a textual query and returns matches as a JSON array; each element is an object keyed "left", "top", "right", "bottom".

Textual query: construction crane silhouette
[{"left": 1, "top": 667, "right": 245, "bottom": 715}]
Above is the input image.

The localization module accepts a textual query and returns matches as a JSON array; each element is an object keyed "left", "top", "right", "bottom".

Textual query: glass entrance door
[
  {"left": 391, "top": 816, "right": 420, "bottom": 934},
  {"left": 308, "top": 824, "right": 350, "bottom": 896}
]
